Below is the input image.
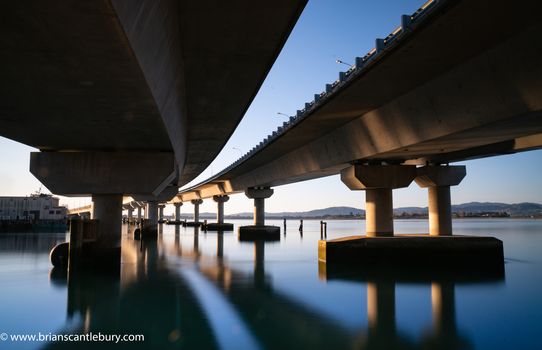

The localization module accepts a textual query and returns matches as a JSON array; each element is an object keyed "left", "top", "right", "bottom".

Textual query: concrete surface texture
[
  {"left": 0, "top": 0, "right": 307, "bottom": 195},
  {"left": 178, "top": 0, "right": 542, "bottom": 200}
]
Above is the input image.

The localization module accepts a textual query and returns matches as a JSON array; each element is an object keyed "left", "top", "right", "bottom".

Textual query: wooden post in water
[
  {"left": 320, "top": 220, "right": 324, "bottom": 239},
  {"left": 68, "top": 217, "right": 83, "bottom": 271}
]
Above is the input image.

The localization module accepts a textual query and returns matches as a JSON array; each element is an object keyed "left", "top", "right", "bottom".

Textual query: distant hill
[
  {"left": 173, "top": 202, "right": 542, "bottom": 219},
  {"left": 268, "top": 206, "right": 364, "bottom": 218},
  {"left": 394, "top": 207, "right": 427, "bottom": 215},
  {"left": 395, "top": 202, "right": 542, "bottom": 217},
  {"left": 451, "top": 202, "right": 542, "bottom": 216}
]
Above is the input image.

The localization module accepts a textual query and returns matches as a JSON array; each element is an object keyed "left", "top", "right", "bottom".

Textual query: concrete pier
[
  {"left": 175, "top": 203, "right": 182, "bottom": 222},
  {"left": 144, "top": 201, "right": 158, "bottom": 237},
  {"left": 91, "top": 194, "right": 123, "bottom": 266},
  {"left": 186, "top": 199, "right": 203, "bottom": 227},
  {"left": 318, "top": 235, "right": 504, "bottom": 266},
  {"left": 239, "top": 187, "right": 280, "bottom": 241},
  {"left": 327, "top": 164, "right": 504, "bottom": 268},
  {"left": 366, "top": 188, "right": 393, "bottom": 237},
  {"left": 166, "top": 202, "right": 184, "bottom": 225},
  {"left": 158, "top": 204, "right": 165, "bottom": 223},
  {"left": 137, "top": 206, "right": 142, "bottom": 223},
  {"left": 216, "top": 195, "right": 227, "bottom": 224},
  {"left": 341, "top": 164, "right": 417, "bottom": 236},
  {"left": 206, "top": 195, "right": 234, "bottom": 231},
  {"left": 415, "top": 165, "right": 466, "bottom": 236}
]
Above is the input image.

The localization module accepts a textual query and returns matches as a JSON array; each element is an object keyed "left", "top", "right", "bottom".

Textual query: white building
[{"left": 0, "top": 194, "right": 67, "bottom": 221}]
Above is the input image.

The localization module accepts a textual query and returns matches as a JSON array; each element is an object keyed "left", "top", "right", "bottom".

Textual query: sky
[{"left": 1, "top": 0, "right": 541, "bottom": 215}]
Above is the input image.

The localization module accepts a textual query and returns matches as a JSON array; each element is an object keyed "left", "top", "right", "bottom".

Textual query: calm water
[{"left": 1, "top": 219, "right": 542, "bottom": 349}]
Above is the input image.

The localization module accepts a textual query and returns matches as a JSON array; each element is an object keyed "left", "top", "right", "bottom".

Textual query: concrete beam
[
  {"left": 179, "top": 191, "right": 202, "bottom": 202},
  {"left": 415, "top": 166, "right": 466, "bottom": 188},
  {"left": 30, "top": 151, "right": 175, "bottom": 196},
  {"left": 199, "top": 183, "right": 226, "bottom": 199},
  {"left": 132, "top": 187, "right": 179, "bottom": 203},
  {"left": 341, "top": 164, "right": 417, "bottom": 190},
  {"left": 245, "top": 187, "right": 274, "bottom": 199}
]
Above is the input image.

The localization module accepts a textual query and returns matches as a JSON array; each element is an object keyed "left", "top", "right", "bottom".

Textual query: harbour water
[{"left": 1, "top": 219, "right": 541, "bottom": 349}]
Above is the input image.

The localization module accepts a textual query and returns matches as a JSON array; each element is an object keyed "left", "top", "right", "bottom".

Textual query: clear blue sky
[{"left": 1, "top": 0, "right": 541, "bottom": 215}]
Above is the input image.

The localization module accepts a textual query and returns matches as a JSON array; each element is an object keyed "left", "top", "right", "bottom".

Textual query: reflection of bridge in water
[{"left": 45, "top": 227, "right": 503, "bottom": 349}]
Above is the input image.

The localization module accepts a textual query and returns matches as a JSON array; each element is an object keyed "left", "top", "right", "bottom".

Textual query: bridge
[
  {"left": 1, "top": 0, "right": 307, "bottom": 259},
  {"left": 69, "top": 199, "right": 177, "bottom": 226},
  {"left": 172, "top": 0, "right": 542, "bottom": 251}
]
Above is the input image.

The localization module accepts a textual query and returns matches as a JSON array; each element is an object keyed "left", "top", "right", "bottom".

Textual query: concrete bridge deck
[
  {"left": 177, "top": 0, "right": 542, "bottom": 201},
  {"left": 1, "top": 0, "right": 307, "bottom": 257},
  {"left": 171, "top": 0, "right": 541, "bottom": 258},
  {"left": 1, "top": 0, "right": 307, "bottom": 192}
]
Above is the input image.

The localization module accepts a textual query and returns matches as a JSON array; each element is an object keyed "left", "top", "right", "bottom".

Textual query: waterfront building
[{"left": 0, "top": 193, "right": 67, "bottom": 222}]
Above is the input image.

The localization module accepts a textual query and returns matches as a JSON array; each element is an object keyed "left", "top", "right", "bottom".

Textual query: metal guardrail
[{"left": 180, "top": 0, "right": 445, "bottom": 192}]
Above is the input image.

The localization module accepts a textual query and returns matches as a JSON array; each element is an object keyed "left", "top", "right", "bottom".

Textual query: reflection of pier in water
[
  {"left": 49, "top": 230, "right": 503, "bottom": 349},
  {"left": 320, "top": 261, "right": 504, "bottom": 349},
  {"left": 50, "top": 229, "right": 352, "bottom": 349},
  {"left": 168, "top": 231, "right": 485, "bottom": 349},
  {"left": 49, "top": 237, "right": 219, "bottom": 349},
  {"left": 167, "top": 228, "right": 353, "bottom": 348}
]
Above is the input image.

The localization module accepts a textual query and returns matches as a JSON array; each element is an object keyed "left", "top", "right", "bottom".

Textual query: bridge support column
[
  {"left": 239, "top": 187, "right": 280, "bottom": 241},
  {"left": 144, "top": 201, "right": 158, "bottom": 238},
  {"left": 341, "top": 164, "right": 417, "bottom": 236},
  {"left": 320, "top": 164, "right": 502, "bottom": 267},
  {"left": 366, "top": 188, "right": 394, "bottom": 237},
  {"left": 30, "top": 151, "right": 178, "bottom": 266},
  {"left": 127, "top": 208, "right": 134, "bottom": 224},
  {"left": 186, "top": 199, "right": 203, "bottom": 227},
  {"left": 174, "top": 202, "right": 183, "bottom": 223},
  {"left": 207, "top": 195, "right": 234, "bottom": 231},
  {"left": 415, "top": 166, "right": 466, "bottom": 236},
  {"left": 91, "top": 194, "right": 123, "bottom": 267},
  {"left": 158, "top": 204, "right": 165, "bottom": 223},
  {"left": 216, "top": 195, "right": 227, "bottom": 224}
]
